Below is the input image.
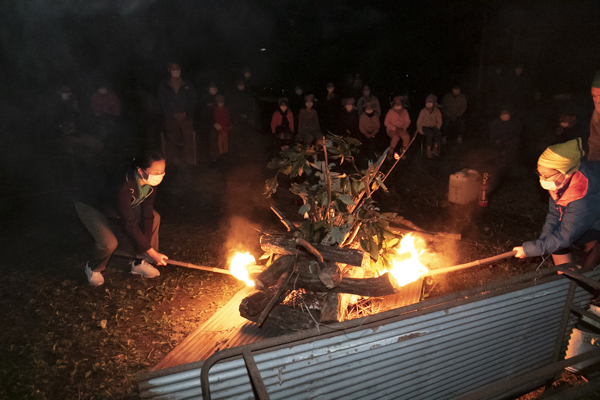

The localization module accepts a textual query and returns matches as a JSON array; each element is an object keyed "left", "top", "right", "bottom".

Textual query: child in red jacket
[
  {"left": 271, "top": 97, "right": 294, "bottom": 150},
  {"left": 213, "top": 95, "right": 230, "bottom": 156}
]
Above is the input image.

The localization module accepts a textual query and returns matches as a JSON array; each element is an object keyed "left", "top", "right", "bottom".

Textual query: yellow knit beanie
[{"left": 538, "top": 138, "right": 584, "bottom": 175}]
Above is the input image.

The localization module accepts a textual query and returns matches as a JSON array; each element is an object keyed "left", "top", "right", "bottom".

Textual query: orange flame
[
  {"left": 229, "top": 252, "right": 255, "bottom": 286},
  {"left": 384, "top": 235, "right": 428, "bottom": 287}
]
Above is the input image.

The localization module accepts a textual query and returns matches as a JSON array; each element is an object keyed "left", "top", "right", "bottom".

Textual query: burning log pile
[
  {"left": 231, "top": 135, "right": 446, "bottom": 330},
  {"left": 236, "top": 230, "right": 429, "bottom": 330}
]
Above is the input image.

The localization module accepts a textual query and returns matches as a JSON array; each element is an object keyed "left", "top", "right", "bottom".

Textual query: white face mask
[
  {"left": 539, "top": 178, "right": 558, "bottom": 191},
  {"left": 171, "top": 70, "right": 181, "bottom": 78},
  {"left": 209, "top": 88, "right": 218, "bottom": 96},
  {"left": 144, "top": 169, "right": 165, "bottom": 186},
  {"left": 345, "top": 105, "right": 353, "bottom": 112}
]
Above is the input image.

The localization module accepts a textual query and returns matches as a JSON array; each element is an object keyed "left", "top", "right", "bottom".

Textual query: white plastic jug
[{"left": 448, "top": 169, "right": 481, "bottom": 205}]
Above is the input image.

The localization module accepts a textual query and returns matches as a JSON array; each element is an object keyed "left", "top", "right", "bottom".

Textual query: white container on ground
[{"left": 448, "top": 169, "right": 481, "bottom": 205}]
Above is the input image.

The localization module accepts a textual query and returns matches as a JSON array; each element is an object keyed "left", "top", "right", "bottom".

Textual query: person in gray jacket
[
  {"left": 357, "top": 85, "right": 381, "bottom": 116},
  {"left": 297, "top": 94, "right": 322, "bottom": 145}
]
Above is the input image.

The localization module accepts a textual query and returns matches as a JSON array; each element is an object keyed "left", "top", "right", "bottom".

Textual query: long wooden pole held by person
[
  {"left": 112, "top": 250, "right": 233, "bottom": 275},
  {"left": 424, "top": 251, "right": 517, "bottom": 277}
]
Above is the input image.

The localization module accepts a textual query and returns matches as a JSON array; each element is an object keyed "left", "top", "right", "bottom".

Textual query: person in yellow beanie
[{"left": 513, "top": 138, "right": 600, "bottom": 269}]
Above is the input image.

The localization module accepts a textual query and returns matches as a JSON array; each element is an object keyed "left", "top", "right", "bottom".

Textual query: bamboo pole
[
  {"left": 424, "top": 251, "right": 517, "bottom": 277},
  {"left": 112, "top": 250, "right": 233, "bottom": 275}
]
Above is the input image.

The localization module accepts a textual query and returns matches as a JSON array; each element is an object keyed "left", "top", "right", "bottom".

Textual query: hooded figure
[
  {"left": 513, "top": 138, "right": 600, "bottom": 270},
  {"left": 588, "top": 71, "right": 600, "bottom": 161}
]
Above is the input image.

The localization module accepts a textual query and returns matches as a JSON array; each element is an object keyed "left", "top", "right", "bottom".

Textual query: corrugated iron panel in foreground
[{"left": 138, "top": 268, "right": 600, "bottom": 400}]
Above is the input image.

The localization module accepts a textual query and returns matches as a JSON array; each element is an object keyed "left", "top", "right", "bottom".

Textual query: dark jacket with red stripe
[
  {"left": 112, "top": 169, "right": 156, "bottom": 254},
  {"left": 523, "top": 162, "right": 600, "bottom": 257}
]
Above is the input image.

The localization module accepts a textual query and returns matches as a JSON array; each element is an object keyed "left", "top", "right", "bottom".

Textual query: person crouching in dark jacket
[{"left": 74, "top": 150, "right": 169, "bottom": 287}]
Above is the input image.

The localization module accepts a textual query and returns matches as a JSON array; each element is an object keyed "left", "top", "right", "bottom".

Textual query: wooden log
[
  {"left": 239, "top": 289, "right": 278, "bottom": 319},
  {"left": 254, "top": 255, "right": 296, "bottom": 290},
  {"left": 247, "top": 304, "right": 319, "bottom": 331},
  {"left": 318, "top": 262, "right": 343, "bottom": 289},
  {"left": 260, "top": 235, "right": 365, "bottom": 266},
  {"left": 288, "top": 272, "right": 400, "bottom": 297},
  {"left": 257, "top": 270, "right": 295, "bottom": 326},
  {"left": 320, "top": 292, "right": 349, "bottom": 323}
]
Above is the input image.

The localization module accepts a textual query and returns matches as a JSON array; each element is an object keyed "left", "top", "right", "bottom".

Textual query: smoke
[{"left": 224, "top": 215, "right": 260, "bottom": 262}]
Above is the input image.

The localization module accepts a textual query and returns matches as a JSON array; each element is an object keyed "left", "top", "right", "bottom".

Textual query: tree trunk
[{"left": 260, "top": 235, "right": 365, "bottom": 266}]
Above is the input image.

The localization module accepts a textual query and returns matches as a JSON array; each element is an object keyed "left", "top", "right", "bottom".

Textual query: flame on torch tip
[
  {"left": 385, "top": 234, "right": 428, "bottom": 287},
  {"left": 230, "top": 252, "right": 256, "bottom": 287}
]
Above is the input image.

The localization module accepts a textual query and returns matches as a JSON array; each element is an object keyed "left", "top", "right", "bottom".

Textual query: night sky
[{"left": 1, "top": 0, "right": 599, "bottom": 100}]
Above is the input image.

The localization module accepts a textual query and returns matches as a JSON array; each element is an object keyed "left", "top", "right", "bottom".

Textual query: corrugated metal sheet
[
  {"left": 153, "top": 278, "right": 423, "bottom": 371},
  {"left": 152, "top": 286, "right": 287, "bottom": 371},
  {"left": 138, "top": 269, "right": 600, "bottom": 400}
]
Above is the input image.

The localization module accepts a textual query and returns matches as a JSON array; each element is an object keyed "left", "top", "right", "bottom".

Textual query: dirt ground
[{"left": 1, "top": 109, "right": 598, "bottom": 399}]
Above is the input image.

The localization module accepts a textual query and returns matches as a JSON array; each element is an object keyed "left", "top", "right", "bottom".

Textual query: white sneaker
[
  {"left": 131, "top": 260, "right": 160, "bottom": 278},
  {"left": 85, "top": 262, "right": 104, "bottom": 287}
]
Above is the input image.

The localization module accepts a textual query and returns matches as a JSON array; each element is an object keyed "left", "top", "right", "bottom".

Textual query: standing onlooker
[
  {"left": 271, "top": 98, "right": 294, "bottom": 150},
  {"left": 91, "top": 84, "right": 121, "bottom": 117},
  {"left": 417, "top": 94, "right": 443, "bottom": 158},
  {"left": 158, "top": 62, "right": 198, "bottom": 165},
  {"left": 357, "top": 85, "right": 381, "bottom": 116},
  {"left": 320, "top": 82, "right": 340, "bottom": 134},
  {"left": 297, "top": 94, "right": 321, "bottom": 146},
  {"left": 441, "top": 85, "right": 467, "bottom": 144},
  {"left": 488, "top": 107, "right": 522, "bottom": 190},
  {"left": 229, "top": 79, "right": 255, "bottom": 128},
  {"left": 338, "top": 98, "right": 360, "bottom": 138},
  {"left": 91, "top": 83, "right": 122, "bottom": 143},
  {"left": 201, "top": 82, "right": 219, "bottom": 161},
  {"left": 213, "top": 95, "right": 230, "bottom": 157},
  {"left": 384, "top": 96, "right": 411, "bottom": 159},
  {"left": 589, "top": 71, "right": 600, "bottom": 161},
  {"left": 359, "top": 102, "right": 380, "bottom": 162},
  {"left": 553, "top": 109, "right": 581, "bottom": 145}
]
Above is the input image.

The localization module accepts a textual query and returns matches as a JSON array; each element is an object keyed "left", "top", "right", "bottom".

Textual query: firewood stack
[{"left": 239, "top": 234, "right": 424, "bottom": 331}]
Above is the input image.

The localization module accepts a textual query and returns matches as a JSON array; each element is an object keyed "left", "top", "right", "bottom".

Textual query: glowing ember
[
  {"left": 230, "top": 252, "right": 256, "bottom": 286},
  {"left": 384, "top": 235, "right": 428, "bottom": 287}
]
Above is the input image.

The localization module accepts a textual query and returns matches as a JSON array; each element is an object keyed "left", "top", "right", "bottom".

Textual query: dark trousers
[
  {"left": 164, "top": 115, "right": 195, "bottom": 165},
  {"left": 422, "top": 127, "right": 441, "bottom": 148},
  {"left": 442, "top": 116, "right": 465, "bottom": 140},
  {"left": 75, "top": 202, "right": 160, "bottom": 272}
]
